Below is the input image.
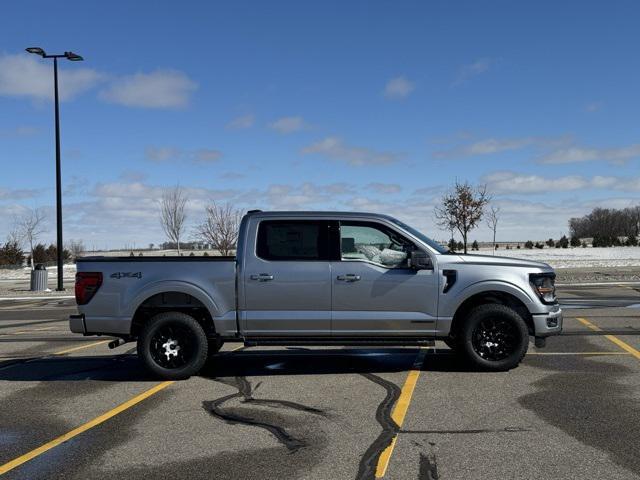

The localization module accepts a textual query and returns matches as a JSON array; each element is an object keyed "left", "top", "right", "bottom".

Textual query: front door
[
  {"left": 243, "top": 219, "right": 332, "bottom": 336},
  {"left": 331, "top": 221, "right": 439, "bottom": 336}
]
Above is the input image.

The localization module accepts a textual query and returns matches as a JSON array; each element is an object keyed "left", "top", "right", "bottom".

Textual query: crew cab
[{"left": 70, "top": 211, "right": 562, "bottom": 379}]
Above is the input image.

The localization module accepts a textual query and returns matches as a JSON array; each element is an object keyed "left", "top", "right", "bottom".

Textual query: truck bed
[
  {"left": 77, "top": 256, "right": 235, "bottom": 262},
  {"left": 74, "top": 256, "right": 238, "bottom": 336}
]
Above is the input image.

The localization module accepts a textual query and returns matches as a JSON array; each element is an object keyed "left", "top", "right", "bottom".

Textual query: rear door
[
  {"left": 331, "top": 220, "right": 439, "bottom": 336},
  {"left": 242, "top": 219, "right": 332, "bottom": 336}
]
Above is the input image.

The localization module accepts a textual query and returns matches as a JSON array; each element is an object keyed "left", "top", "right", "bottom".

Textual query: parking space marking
[
  {"left": 53, "top": 340, "right": 110, "bottom": 355},
  {"left": 0, "top": 381, "right": 174, "bottom": 476},
  {"left": 375, "top": 348, "right": 427, "bottom": 478},
  {"left": 0, "top": 326, "right": 59, "bottom": 337},
  {"left": 527, "top": 351, "right": 630, "bottom": 355},
  {"left": 577, "top": 317, "right": 640, "bottom": 361}
]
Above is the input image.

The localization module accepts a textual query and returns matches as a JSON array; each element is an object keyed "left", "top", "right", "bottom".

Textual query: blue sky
[{"left": 1, "top": 0, "right": 639, "bottom": 248}]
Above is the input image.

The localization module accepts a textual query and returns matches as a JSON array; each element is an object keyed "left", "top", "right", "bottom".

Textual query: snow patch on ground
[
  {"left": 0, "top": 264, "right": 77, "bottom": 281},
  {"left": 480, "top": 246, "right": 640, "bottom": 269}
]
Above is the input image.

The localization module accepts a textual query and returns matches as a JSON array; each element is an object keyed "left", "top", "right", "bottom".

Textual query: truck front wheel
[
  {"left": 459, "top": 304, "right": 528, "bottom": 371},
  {"left": 138, "top": 312, "right": 208, "bottom": 380}
]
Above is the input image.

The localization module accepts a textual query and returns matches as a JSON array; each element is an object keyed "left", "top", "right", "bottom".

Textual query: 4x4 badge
[{"left": 110, "top": 272, "right": 142, "bottom": 279}]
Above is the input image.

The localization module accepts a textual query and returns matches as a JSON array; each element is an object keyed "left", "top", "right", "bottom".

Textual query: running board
[{"left": 243, "top": 337, "right": 436, "bottom": 347}]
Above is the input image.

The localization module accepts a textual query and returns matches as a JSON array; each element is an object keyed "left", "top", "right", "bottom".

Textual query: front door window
[{"left": 340, "top": 222, "right": 413, "bottom": 268}]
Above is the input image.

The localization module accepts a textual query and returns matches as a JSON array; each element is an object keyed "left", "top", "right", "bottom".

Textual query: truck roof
[{"left": 245, "top": 210, "right": 395, "bottom": 220}]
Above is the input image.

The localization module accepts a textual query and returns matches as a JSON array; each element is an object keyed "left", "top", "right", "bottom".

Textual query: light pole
[{"left": 26, "top": 47, "right": 83, "bottom": 291}]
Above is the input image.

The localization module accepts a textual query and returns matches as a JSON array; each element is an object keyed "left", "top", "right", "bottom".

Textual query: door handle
[
  {"left": 250, "top": 273, "right": 274, "bottom": 282},
  {"left": 337, "top": 274, "right": 361, "bottom": 282}
]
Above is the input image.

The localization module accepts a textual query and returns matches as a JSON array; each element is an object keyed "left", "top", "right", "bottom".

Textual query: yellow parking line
[
  {"left": 0, "top": 326, "right": 59, "bottom": 337},
  {"left": 0, "top": 381, "right": 174, "bottom": 475},
  {"left": 53, "top": 340, "right": 110, "bottom": 355},
  {"left": 528, "top": 352, "right": 630, "bottom": 355},
  {"left": 375, "top": 348, "right": 427, "bottom": 478},
  {"left": 576, "top": 317, "right": 640, "bottom": 361}
]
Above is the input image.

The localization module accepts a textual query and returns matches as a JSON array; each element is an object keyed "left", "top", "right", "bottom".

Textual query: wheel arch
[
  {"left": 130, "top": 288, "right": 218, "bottom": 339},
  {"left": 449, "top": 289, "right": 534, "bottom": 338}
]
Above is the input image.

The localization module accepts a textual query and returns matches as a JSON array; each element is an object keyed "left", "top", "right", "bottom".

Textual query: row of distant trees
[
  {"left": 435, "top": 181, "right": 640, "bottom": 252},
  {"left": 569, "top": 207, "right": 640, "bottom": 247},
  {"left": 0, "top": 207, "right": 85, "bottom": 268},
  {"left": 0, "top": 241, "right": 74, "bottom": 268}
]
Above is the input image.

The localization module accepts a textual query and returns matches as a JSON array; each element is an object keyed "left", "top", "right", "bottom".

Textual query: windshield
[{"left": 389, "top": 218, "right": 450, "bottom": 254}]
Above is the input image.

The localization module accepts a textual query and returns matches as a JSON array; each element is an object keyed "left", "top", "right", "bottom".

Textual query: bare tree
[
  {"left": 434, "top": 181, "right": 490, "bottom": 254},
  {"left": 160, "top": 186, "right": 188, "bottom": 255},
  {"left": 67, "top": 239, "right": 85, "bottom": 260},
  {"left": 16, "top": 208, "right": 47, "bottom": 269},
  {"left": 194, "top": 202, "right": 242, "bottom": 256},
  {"left": 486, "top": 206, "right": 500, "bottom": 255}
]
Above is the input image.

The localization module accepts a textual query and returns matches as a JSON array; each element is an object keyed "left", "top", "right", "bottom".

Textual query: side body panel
[{"left": 76, "top": 259, "right": 237, "bottom": 336}]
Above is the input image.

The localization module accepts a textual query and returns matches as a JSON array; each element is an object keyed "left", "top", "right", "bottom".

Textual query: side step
[{"left": 243, "top": 337, "right": 436, "bottom": 347}]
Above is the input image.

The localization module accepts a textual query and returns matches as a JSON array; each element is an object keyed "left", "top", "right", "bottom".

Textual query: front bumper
[
  {"left": 531, "top": 306, "right": 563, "bottom": 337},
  {"left": 69, "top": 314, "right": 87, "bottom": 334}
]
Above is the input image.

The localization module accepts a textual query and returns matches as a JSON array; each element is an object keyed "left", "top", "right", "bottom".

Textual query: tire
[
  {"left": 459, "top": 304, "right": 528, "bottom": 371},
  {"left": 208, "top": 337, "right": 224, "bottom": 356},
  {"left": 444, "top": 338, "right": 458, "bottom": 351},
  {"left": 138, "top": 312, "right": 208, "bottom": 380}
]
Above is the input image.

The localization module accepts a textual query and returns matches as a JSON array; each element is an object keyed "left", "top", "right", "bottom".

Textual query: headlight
[{"left": 530, "top": 273, "right": 556, "bottom": 304}]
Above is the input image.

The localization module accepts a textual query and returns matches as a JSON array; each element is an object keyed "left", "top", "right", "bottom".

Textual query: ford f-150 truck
[{"left": 70, "top": 210, "right": 562, "bottom": 379}]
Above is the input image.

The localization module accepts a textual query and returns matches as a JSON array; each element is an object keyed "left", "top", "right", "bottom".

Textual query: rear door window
[{"left": 257, "top": 220, "right": 330, "bottom": 261}]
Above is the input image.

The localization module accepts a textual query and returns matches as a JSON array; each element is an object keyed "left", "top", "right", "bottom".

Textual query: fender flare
[
  {"left": 450, "top": 279, "right": 536, "bottom": 316},
  {"left": 126, "top": 280, "right": 222, "bottom": 320}
]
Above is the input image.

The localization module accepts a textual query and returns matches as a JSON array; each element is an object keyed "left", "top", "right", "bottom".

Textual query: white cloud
[
  {"left": 227, "top": 114, "right": 255, "bottom": 129},
  {"left": 483, "top": 171, "right": 640, "bottom": 194},
  {"left": 584, "top": 101, "right": 604, "bottom": 112},
  {"left": 144, "top": 146, "right": 222, "bottom": 164},
  {"left": 192, "top": 149, "right": 223, "bottom": 164},
  {"left": 0, "top": 126, "right": 38, "bottom": 137},
  {"left": 119, "top": 170, "right": 148, "bottom": 182},
  {"left": 452, "top": 58, "right": 493, "bottom": 86},
  {"left": 145, "top": 146, "right": 182, "bottom": 162},
  {"left": 268, "top": 116, "right": 307, "bottom": 134},
  {"left": 367, "top": 183, "right": 402, "bottom": 194},
  {"left": 434, "top": 136, "right": 570, "bottom": 159},
  {"left": 0, "top": 53, "right": 102, "bottom": 101},
  {"left": 538, "top": 144, "right": 640, "bottom": 164},
  {"left": 301, "top": 137, "right": 403, "bottom": 166},
  {"left": 99, "top": 70, "right": 197, "bottom": 108},
  {"left": 0, "top": 187, "right": 42, "bottom": 200},
  {"left": 384, "top": 76, "right": 414, "bottom": 99}
]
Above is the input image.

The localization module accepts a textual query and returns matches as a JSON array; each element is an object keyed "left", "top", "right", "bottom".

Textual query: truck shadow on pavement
[
  {"left": 0, "top": 348, "right": 474, "bottom": 382},
  {"left": 201, "top": 347, "right": 473, "bottom": 378},
  {"left": 0, "top": 354, "right": 156, "bottom": 382}
]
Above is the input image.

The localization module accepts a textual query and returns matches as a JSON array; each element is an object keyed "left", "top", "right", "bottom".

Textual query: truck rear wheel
[
  {"left": 459, "top": 304, "right": 528, "bottom": 371},
  {"left": 138, "top": 312, "right": 208, "bottom": 380}
]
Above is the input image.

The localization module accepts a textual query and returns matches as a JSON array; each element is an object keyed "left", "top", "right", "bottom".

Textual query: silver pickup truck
[{"left": 70, "top": 210, "right": 562, "bottom": 379}]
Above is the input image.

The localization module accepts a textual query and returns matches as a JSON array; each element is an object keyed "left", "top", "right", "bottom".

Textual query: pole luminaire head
[
  {"left": 26, "top": 47, "right": 46, "bottom": 57},
  {"left": 64, "top": 51, "right": 83, "bottom": 61}
]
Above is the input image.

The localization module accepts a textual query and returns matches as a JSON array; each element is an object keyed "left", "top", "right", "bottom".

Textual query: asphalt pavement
[{"left": 0, "top": 284, "right": 639, "bottom": 479}]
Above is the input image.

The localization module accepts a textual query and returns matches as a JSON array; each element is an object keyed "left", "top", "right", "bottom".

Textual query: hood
[{"left": 455, "top": 253, "right": 552, "bottom": 270}]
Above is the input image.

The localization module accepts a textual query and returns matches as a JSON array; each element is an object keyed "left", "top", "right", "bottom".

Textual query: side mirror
[{"left": 410, "top": 250, "right": 433, "bottom": 270}]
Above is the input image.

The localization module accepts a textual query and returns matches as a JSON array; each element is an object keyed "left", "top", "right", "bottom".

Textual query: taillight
[{"left": 75, "top": 272, "right": 103, "bottom": 305}]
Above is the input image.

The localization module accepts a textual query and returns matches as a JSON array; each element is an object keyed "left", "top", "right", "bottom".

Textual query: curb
[{"left": 0, "top": 295, "right": 75, "bottom": 301}]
